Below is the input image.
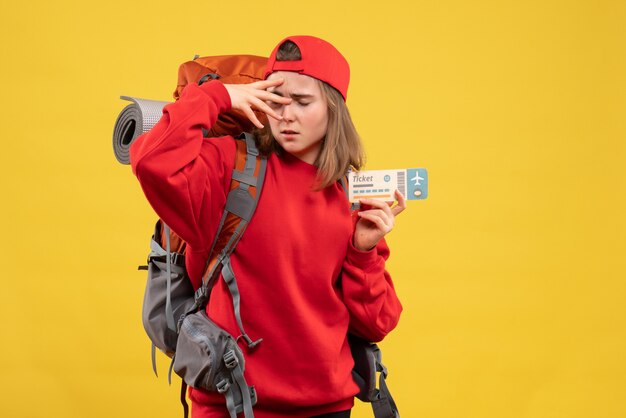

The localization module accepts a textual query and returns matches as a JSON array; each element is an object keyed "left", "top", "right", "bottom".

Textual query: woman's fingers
[
  {"left": 249, "top": 96, "right": 282, "bottom": 121},
  {"left": 265, "top": 93, "right": 292, "bottom": 107},
  {"left": 241, "top": 106, "right": 264, "bottom": 129},
  {"left": 241, "top": 78, "right": 292, "bottom": 107},
  {"left": 354, "top": 191, "right": 407, "bottom": 250},
  {"left": 254, "top": 88, "right": 292, "bottom": 105},
  {"left": 225, "top": 80, "right": 292, "bottom": 126},
  {"left": 359, "top": 209, "right": 393, "bottom": 221},
  {"left": 357, "top": 211, "right": 391, "bottom": 232},
  {"left": 391, "top": 190, "right": 407, "bottom": 216},
  {"left": 358, "top": 206, "right": 394, "bottom": 235},
  {"left": 359, "top": 212, "right": 386, "bottom": 232},
  {"left": 358, "top": 190, "right": 407, "bottom": 229},
  {"left": 251, "top": 77, "right": 285, "bottom": 89},
  {"left": 359, "top": 198, "right": 394, "bottom": 217},
  {"left": 361, "top": 191, "right": 406, "bottom": 216}
]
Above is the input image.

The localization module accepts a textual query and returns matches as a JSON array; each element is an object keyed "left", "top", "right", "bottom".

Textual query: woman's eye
[
  {"left": 298, "top": 102, "right": 310, "bottom": 107},
  {"left": 267, "top": 101, "right": 282, "bottom": 109}
]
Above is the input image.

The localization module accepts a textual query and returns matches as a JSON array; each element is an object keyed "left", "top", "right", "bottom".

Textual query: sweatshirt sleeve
[
  {"left": 341, "top": 236, "right": 403, "bottom": 342},
  {"left": 129, "top": 80, "right": 235, "bottom": 251}
]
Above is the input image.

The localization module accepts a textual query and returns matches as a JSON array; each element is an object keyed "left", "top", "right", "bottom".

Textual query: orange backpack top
[{"left": 173, "top": 55, "right": 268, "bottom": 139}]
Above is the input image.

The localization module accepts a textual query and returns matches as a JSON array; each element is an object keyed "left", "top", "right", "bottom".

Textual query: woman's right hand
[{"left": 224, "top": 78, "right": 292, "bottom": 129}]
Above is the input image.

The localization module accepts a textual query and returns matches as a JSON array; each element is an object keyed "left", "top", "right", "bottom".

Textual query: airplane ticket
[{"left": 348, "top": 168, "right": 428, "bottom": 202}]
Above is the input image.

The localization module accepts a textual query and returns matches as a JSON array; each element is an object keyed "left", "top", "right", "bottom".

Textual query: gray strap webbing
[
  {"left": 224, "top": 187, "right": 255, "bottom": 221},
  {"left": 371, "top": 354, "right": 400, "bottom": 418},
  {"left": 151, "top": 343, "right": 158, "bottom": 377},
  {"left": 240, "top": 134, "right": 258, "bottom": 188},
  {"left": 222, "top": 350, "right": 255, "bottom": 418},
  {"left": 168, "top": 355, "right": 176, "bottom": 385},
  {"left": 150, "top": 231, "right": 168, "bottom": 377},
  {"left": 243, "top": 132, "right": 259, "bottom": 155},
  {"left": 223, "top": 389, "right": 238, "bottom": 418},
  {"left": 199, "top": 205, "right": 231, "bottom": 298},
  {"left": 164, "top": 224, "right": 177, "bottom": 332},
  {"left": 193, "top": 134, "right": 268, "bottom": 343},
  {"left": 194, "top": 212, "right": 248, "bottom": 311},
  {"left": 180, "top": 381, "right": 189, "bottom": 418},
  {"left": 150, "top": 235, "right": 167, "bottom": 256},
  {"left": 231, "top": 170, "right": 257, "bottom": 187},
  {"left": 223, "top": 218, "right": 247, "bottom": 256},
  {"left": 232, "top": 362, "right": 254, "bottom": 417},
  {"left": 198, "top": 132, "right": 266, "bottom": 296},
  {"left": 372, "top": 372, "right": 399, "bottom": 418},
  {"left": 339, "top": 174, "right": 360, "bottom": 211},
  {"left": 339, "top": 176, "right": 348, "bottom": 194},
  {"left": 221, "top": 257, "right": 262, "bottom": 348}
]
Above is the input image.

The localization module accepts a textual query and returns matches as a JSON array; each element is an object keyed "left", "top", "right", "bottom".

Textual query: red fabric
[
  {"left": 130, "top": 80, "right": 402, "bottom": 417},
  {"left": 264, "top": 35, "right": 350, "bottom": 100}
]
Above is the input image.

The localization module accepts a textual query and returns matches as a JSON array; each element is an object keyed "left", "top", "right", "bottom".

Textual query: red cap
[{"left": 264, "top": 36, "right": 350, "bottom": 101}]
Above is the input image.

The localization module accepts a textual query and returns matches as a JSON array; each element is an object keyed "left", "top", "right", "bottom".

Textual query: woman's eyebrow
[
  {"left": 290, "top": 93, "right": 314, "bottom": 100},
  {"left": 268, "top": 89, "right": 314, "bottom": 100}
]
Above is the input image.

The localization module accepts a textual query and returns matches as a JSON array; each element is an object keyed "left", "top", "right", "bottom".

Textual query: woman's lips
[{"left": 281, "top": 130, "right": 299, "bottom": 139}]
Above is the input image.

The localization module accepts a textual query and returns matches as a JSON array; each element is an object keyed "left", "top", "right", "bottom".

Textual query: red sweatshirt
[{"left": 130, "top": 80, "right": 402, "bottom": 418}]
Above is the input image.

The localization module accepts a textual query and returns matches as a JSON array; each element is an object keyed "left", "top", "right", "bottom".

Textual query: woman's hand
[
  {"left": 353, "top": 190, "right": 407, "bottom": 251},
  {"left": 224, "top": 78, "right": 292, "bottom": 129}
]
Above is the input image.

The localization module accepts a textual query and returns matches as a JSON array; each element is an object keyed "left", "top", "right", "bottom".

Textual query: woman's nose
[{"left": 281, "top": 103, "right": 295, "bottom": 121}]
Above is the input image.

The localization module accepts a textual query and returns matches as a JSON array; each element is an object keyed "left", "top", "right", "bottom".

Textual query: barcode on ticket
[{"left": 348, "top": 168, "right": 428, "bottom": 202}]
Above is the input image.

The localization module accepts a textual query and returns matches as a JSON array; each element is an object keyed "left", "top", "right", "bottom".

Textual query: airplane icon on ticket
[
  {"left": 411, "top": 171, "right": 425, "bottom": 186},
  {"left": 407, "top": 168, "right": 428, "bottom": 199}
]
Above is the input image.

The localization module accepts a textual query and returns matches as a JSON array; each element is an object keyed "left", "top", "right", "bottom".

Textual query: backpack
[
  {"left": 143, "top": 132, "right": 266, "bottom": 418},
  {"left": 117, "top": 54, "right": 400, "bottom": 418}
]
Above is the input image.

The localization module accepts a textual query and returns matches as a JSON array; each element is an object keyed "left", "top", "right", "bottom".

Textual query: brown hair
[{"left": 255, "top": 41, "right": 365, "bottom": 189}]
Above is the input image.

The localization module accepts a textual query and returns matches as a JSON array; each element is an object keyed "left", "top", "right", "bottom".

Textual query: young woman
[{"left": 130, "top": 35, "right": 405, "bottom": 418}]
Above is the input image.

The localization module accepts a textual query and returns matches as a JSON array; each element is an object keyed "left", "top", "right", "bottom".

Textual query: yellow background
[{"left": 1, "top": 0, "right": 625, "bottom": 417}]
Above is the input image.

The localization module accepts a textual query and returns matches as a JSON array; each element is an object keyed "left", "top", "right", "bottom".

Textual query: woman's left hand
[{"left": 353, "top": 190, "right": 407, "bottom": 251}]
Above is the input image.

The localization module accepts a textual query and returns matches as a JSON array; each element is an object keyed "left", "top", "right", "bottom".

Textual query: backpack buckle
[
  {"left": 171, "top": 252, "right": 185, "bottom": 266},
  {"left": 223, "top": 350, "right": 238, "bottom": 369},
  {"left": 216, "top": 379, "right": 230, "bottom": 393},
  {"left": 194, "top": 286, "right": 207, "bottom": 301}
]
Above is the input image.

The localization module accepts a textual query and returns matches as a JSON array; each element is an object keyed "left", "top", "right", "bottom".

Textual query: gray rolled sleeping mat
[{"left": 113, "top": 96, "right": 170, "bottom": 164}]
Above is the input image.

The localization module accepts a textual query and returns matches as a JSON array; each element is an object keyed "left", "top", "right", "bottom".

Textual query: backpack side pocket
[
  {"left": 142, "top": 225, "right": 195, "bottom": 356},
  {"left": 174, "top": 310, "right": 257, "bottom": 417}
]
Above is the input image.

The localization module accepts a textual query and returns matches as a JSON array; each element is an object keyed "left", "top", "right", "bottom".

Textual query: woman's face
[{"left": 266, "top": 71, "right": 329, "bottom": 165}]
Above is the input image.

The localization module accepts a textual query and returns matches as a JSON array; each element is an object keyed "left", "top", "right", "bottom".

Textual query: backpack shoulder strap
[
  {"left": 191, "top": 133, "right": 267, "bottom": 346},
  {"left": 197, "top": 133, "right": 265, "bottom": 293},
  {"left": 350, "top": 334, "right": 400, "bottom": 418},
  {"left": 370, "top": 345, "right": 400, "bottom": 418}
]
